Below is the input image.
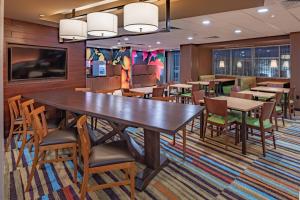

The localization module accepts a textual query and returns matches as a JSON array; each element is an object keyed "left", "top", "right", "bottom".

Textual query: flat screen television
[{"left": 8, "top": 44, "right": 67, "bottom": 81}]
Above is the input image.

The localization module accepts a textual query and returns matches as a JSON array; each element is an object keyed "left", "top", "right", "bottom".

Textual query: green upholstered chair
[
  {"left": 204, "top": 97, "right": 238, "bottom": 148},
  {"left": 273, "top": 92, "right": 285, "bottom": 131}
]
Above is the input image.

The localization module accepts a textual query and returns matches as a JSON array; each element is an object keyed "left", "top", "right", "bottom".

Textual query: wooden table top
[
  {"left": 238, "top": 90, "right": 276, "bottom": 99},
  {"left": 130, "top": 86, "right": 156, "bottom": 95},
  {"left": 169, "top": 84, "right": 192, "bottom": 89},
  {"left": 257, "top": 81, "right": 289, "bottom": 86},
  {"left": 187, "top": 81, "right": 217, "bottom": 86},
  {"left": 251, "top": 86, "right": 290, "bottom": 94},
  {"left": 213, "top": 96, "right": 264, "bottom": 112},
  {"left": 25, "top": 89, "right": 203, "bottom": 134},
  {"left": 214, "top": 78, "right": 236, "bottom": 83}
]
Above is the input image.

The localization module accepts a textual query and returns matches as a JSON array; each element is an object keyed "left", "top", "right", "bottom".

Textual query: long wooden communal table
[
  {"left": 251, "top": 86, "right": 290, "bottom": 118},
  {"left": 25, "top": 89, "right": 204, "bottom": 191},
  {"left": 213, "top": 96, "right": 264, "bottom": 155}
]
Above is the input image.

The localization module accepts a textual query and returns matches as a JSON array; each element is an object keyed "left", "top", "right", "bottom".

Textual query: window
[
  {"left": 168, "top": 51, "right": 180, "bottom": 82},
  {"left": 212, "top": 45, "right": 290, "bottom": 78}
]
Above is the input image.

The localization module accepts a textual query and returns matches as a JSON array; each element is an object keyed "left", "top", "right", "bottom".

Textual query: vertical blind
[
  {"left": 168, "top": 51, "right": 181, "bottom": 82},
  {"left": 213, "top": 45, "right": 291, "bottom": 78}
]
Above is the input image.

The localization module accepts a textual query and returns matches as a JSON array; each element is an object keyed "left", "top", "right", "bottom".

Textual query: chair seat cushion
[
  {"left": 207, "top": 113, "right": 237, "bottom": 125},
  {"left": 275, "top": 106, "right": 282, "bottom": 113},
  {"left": 181, "top": 93, "right": 191, "bottom": 97},
  {"left": 89, "top": 141, "right": 134, "bottom": 168},
  {"left": 40, "top": 128, "right": 77, "bottom": 146},
  {"left": 246, "top": 118, "right": 272, "bottom": 129}
]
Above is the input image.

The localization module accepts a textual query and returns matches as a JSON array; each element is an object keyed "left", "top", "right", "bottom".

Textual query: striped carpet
[{"left": 4, "top": 112, "right": 300, "bottom": 200}]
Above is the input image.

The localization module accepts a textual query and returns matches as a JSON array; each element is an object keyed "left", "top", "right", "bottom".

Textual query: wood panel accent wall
[
  {"left": 290, "top": 32, "right": 300, "bottom": 108},
  {"left": 132, "top": 65, "right": 157, "bottom": 87},
  {"left": 86, "top": 76, "right": 121, "bottom": 91},
  {"left": 3, "top": 19, "right": 86, "bottom": 133}
]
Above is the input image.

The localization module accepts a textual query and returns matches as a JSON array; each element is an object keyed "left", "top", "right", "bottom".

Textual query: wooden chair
[
  {"left": 208, "top": 81, "right": 216, "bottom": 97},
  {"left": 181, "top": 84, "right": 200, "bottom": 104},
  {"left": 76, "top": 115, "right": 136, "bottom": 200},
  {"left": 121, "top": 88, "right": 142, "bottom": 98},
  {"left": 204, "top": 97, "right": 238, "bottom": 148},
  {"left": 191, "top": 90, "right": 205, "bottom": 132},
  {"left": 6, "top": 95, "right": 23, "bottom": 152},
  {"left": 273, "top": 92, "right": 285, "bottom": 131},
  {"left": 287, "top": 87, "right": 296, "bottom": 119},
  {"left": 238, "top": 102, "right": 276, "bottom": 156},
  {"left": 152, "top": 87, "right": 165, "bottom": 98},
  {"left": 25, "top": 106, "right": 78, "bottom": 192},
  {"left": 75, "top": 88, "right": 91, "bottom": 92},
  {"left": 16, "top": 99, "right": 59, "bottom": 166}
]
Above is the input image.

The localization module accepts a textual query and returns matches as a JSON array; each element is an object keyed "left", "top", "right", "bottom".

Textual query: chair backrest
[
  {"left": 8, "top": 95, "right": 22, "bottom": 121},
  {"left": 204, "top": 97, "right": 228, "bottom": 117},
  {"left": 230, "top": 91, "right": 253, "bottom": 100},
  {"left": 122, "top": 88, "right": 130, "bottom": 94},
  {"left": 152, "top": 87, "right": 165, "bottom": 97},
  {"left": 75, "top": 88, "right": 91, "bottom": 92},
  {"left": 208, "top": 81, "right": 215, "bottom": 90},
  {"left": 191, "top": 84, "right": 200, "bottom": 92},
  {"left": 192, "top": 90, "right": 205, "bottom": 105},
  {"left": 231, "top": 86, "right": 241, "bottom": 92},
  {"left": 76, "top": 115, "right": 91, "bottom": 166},
  {"left": 274, "top": 92, "right": 283, "bottom": 106},
  {"left": 21, "top": 99, "right": 35, "bottom": 124},
  {"left": 261, "top": 102, "right": 276, "bottom": 123},
  {"left": 30, "top": 106, "right": 49, "bottom": 143}
]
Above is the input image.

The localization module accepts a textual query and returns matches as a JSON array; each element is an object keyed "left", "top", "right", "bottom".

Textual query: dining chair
[
  {"left": 181, "top": 84, "right": 200, "bottom": 104},
  {"left": 25, "top": 106, "right": 78, "bottom": 192},
  {"left": 16, "top": 99, "right": 59, "bottom": 166},
  {"left": 204, "top": 97, "right": 238, "bottom": 148},
  {"left": 273, "top": 92, "right": 285, "bottom": 131},
  {"left": 152, "top": 87, "right": 165, "bottom": 97},
  {"left": 231, "top": 85, "right": 241, "bottom": 92},
  {"left": 230, "top": 91, "right": 253, "bottom": 100},
  {"left": 76, "top": 115, "right": 136, "bottom": 200},
  {"left": 191, "top": 90, "right": 205, "bottom": 132},
  {"left": 287, "top": 87, "right": 296, "bottom": 119},
  {"left": 75, "top": 88, "right": 92, "bottom": 92},
  {"left": 237, "top": 102, "right": 276, "bottom": 156},
  {"left": 121, "top": 88, "right": 142, "bottom": 98},
  {"left": 208, "top": 81, "right": 216, "bottom": 97},
  {"left": 6, "top": 95, "right": 23, "bottom": 152}
]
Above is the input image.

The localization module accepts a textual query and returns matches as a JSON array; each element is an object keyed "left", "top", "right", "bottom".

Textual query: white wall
[{"left": 0, "top": 0, "right": 4, "bottom": 198}]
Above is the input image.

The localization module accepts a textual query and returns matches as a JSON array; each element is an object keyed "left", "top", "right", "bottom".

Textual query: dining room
[{"left": 1, "top": 0, "right": 300, "bottom": 200}]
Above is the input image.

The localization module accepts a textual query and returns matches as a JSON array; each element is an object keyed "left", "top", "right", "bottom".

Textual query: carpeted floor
[{"left": 4, "top": 112, "right": 300, "bottom": 200}]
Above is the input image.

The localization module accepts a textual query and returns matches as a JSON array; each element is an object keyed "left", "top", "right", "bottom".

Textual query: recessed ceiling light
[
  {"left": 187, "top": 36, "right": 193, "bottom": 40},
  {"left": 148, "top": 45, "right": 152, "bottom": 48},
  {"left": 117, "top": 42, "right": 121, "bottom": 45},
  {"left": 156, "top": 41, "right": 161, "bottom": 44},
  {"left": 271, "top": 14, "right": 275, "bottom": 18},
  {"left": 234, "top": 29, "right": 242, "bottom": 34},
  {"left": 257, "top": 8, "right": 269, "bottom": 13},
  {"left": 39, "top": 14, "right": 45, "bottom": 17},
  {"left": 124, "top": 37, "right": 129, "bottom": 41},
  {"left": 202, "top": 20, "right": 211, "bottom": 25}
]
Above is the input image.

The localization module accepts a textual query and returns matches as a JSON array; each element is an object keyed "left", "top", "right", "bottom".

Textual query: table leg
[
  {"left": 284, "top": 93, "right": 288, "bottom": 118},
  {"left": 135, "top": 129, "right": 169, "bottom": 191},
  {"left": 200, "top": 110, "right": 204, "bottom": 139},
  {"left": 241, "top": 111, "right": 247, "bottom": 155}
]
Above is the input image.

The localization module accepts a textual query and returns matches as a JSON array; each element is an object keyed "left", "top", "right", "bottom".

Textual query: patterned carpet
[{"left": 4, "top": 112, "right": 300, "bottom": 200}]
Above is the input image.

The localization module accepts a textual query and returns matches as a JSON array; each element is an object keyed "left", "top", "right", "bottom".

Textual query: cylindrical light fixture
[
  {"left": 59, "top": 19, "right": 87, "bottom": 40},
  {"left": 87, "top": 12, "right": 118, "bottom": 37},
  {"left": 219, "top": 60, "right": 225, "bottom": 68},
  {"left": 270, "top": 60, "right": 278, "bottom": 68},
  {"left": 124, "top": 2, "right": 159, "bottom": 33},
  {"left": 237, "top": 61, "right": 242, "bottom": 68}
]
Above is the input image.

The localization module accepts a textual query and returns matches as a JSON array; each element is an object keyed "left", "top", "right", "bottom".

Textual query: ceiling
[
  {"left": 5, "top": 0, "right": 300, "bottom": 50},
  {"left": 87, "top": 0, "right": 300, "bottom": 50}
]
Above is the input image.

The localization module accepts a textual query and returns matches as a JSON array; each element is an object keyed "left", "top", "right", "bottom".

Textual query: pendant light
[
  {"left": 59, "top": 19, "right": 87, "bottom": 40},
  {"left": 87, "top": 12, "right": 118, "bottom": 37},
  {"left": 123, "top": 2, "right": 159, "bottom": 33}
]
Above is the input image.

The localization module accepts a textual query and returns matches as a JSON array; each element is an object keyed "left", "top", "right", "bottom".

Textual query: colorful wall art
[
  {"left": 132, "top": 50, "right": 165, "bottom": 81},
  {"left": 112, "top": 47, "right": 132, "bottom": 89}
]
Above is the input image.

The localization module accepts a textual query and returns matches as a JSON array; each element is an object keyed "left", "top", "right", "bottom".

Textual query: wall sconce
[
  {"left": 219, "top": 60, "right": 225, "bottom": 68},
  {"left": 270, "top": 60, "right": 278, "bottom": 68},
  {"left": 237, "top": 61, "right": 242, "bottom": 68}
]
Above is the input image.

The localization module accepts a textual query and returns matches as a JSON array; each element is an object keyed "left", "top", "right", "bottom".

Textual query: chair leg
[
  {"left": 16, "top": 132, "right": 28, "bottom": 166},
  {"left": 191, "top": 119, "right": 194, "bottom": 132},
  {"left": 80, "top": 170, "right": 89, "bottom": 200},
  {"left": 224, "top": 128, "right": 229, "bottom": 150},
  {"left": 261, "top": 132, "right": 266, "bottom": 157},
  {"left": 5, "top": 123, "right": 15, "bottom": 152},
  {"left": 172, "top": 134, "right": 176, "bottom": 146},
  {"left": 25, "top": 146, "right": 40, "bottom": 192},
  {"left": 38, "top": 151, "right": 46, "bottom": 169},
  {"left": 182, "top": 127, "right": 187, "bottom": 157},
  {"left": 281, "top": 116, "right": 285, "bottom": 127},
  {"left": 130, "top": 165, "right": 136, "bottom": 200},
  {"left": 211, "top": 125, "right": 214, "bottom": 138},
  {"left": 275, "top": 116, "right": 278, "bottom": 131},
  {"left": 272, "top": 130, "right": 276, "bottom": 149},
  {"left": 73, "top": 145, "right": 78, "bottom": 183}
]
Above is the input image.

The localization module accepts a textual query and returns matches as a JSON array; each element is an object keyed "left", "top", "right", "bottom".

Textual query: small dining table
[
  {"left": 257, "top": 81, "right": 289, "bottom": 87},
  {"left": 25, "top": 89, "right": 203, "bottom": 191},
  {"left": 213, "top": 96, "right": 264, "bottom": 155},
  {"left": 238, "top": 90, "right": 276, "bottom": 100},
  {"left": 251, "top": 86, "right": 290, "bottom": 118},
  {"left": 129, "top": 86, "right": 156, "bottom": 98}
]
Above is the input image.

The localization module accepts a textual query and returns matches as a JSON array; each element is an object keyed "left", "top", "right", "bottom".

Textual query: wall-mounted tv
[{"left": 8, "top": 44, "right": 67, "bottom": 81}]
